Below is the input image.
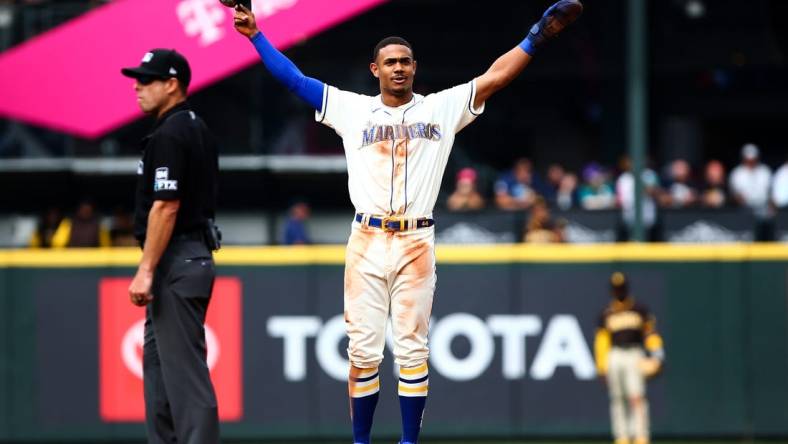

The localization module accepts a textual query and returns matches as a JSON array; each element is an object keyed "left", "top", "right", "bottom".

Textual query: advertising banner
[
  {"left": 98, "top": 277, "right": 243, "bottom": 422},
  {"left": 29, "top": 265, "right": 665, "bottom": 437},
  {"left": 2, "top": 244, "right": 787, "bottom": 441},
  {"left": 0, "top": 0, "right": 387, "bottom": 137}
]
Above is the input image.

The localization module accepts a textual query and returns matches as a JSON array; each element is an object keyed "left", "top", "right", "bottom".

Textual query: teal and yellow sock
[
  {"left": 398, "top": 362, "right": 429, "bottom": 444},
  {"left": 349, "top": 366, "right": 380, "bottom": 444}
]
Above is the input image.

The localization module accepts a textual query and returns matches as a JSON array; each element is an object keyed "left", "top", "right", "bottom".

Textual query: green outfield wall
[{"left": 0, "top": 244, "right": 786, "bottom": 441}]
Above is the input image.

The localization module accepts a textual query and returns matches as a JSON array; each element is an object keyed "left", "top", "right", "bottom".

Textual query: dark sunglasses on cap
[{"left": 136, "top": 75, "right": 172, "bottom": 85}]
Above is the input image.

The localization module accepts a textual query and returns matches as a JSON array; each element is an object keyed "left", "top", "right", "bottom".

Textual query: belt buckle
[{"left": 381, "top": 216, "right": 403, "bottom": 232}]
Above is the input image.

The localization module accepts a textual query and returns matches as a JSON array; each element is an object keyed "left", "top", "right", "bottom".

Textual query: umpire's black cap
[
  {"left": 610, "top": 271, "right": 628, "bottom": 291},
  {"left": 121, "top": 49, "right": 191, "bottom": 89}
]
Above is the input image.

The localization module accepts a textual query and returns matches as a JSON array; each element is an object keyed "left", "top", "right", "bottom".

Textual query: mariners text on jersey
[{"left": 361, "top": 122, "right": 442, "bottom": 148}]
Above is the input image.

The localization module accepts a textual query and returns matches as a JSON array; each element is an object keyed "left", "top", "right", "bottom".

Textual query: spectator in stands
[
  {"left": 495, "top": 157, "right": 537, "bottom": 210},
  {"left": 729, "top": 143, "right": 772, "bottom": 217},
  {"left": 538, "top": 163, "right": 566, "bottom": 204},
  {"left": 283, "top": 200, "right": 312, "bottom": 245},
  {"left": 523, "top": 197, "right": 565, "bottom": 243},
  {"left": 109, "top": 206, "right": 137, "bottom": 247},
  {"left": 616, "top": 155, "right": 662, "bottom": 241},
  {"left": 772, "top": 156, "right": 788, "bottom": 208},
  {"left": 700, "top": 159, "right": 727, "bottom": 208},
  {"left": 665, "top": 159, "right": 698, "bottom": 208},
  {"left": 556, "top": 172, "right": 578, "bottom": 210},
  {"left": 29, "top": 207, "right": 63, "bottom": 248},
  {"left": 65, "top": 198, "right": 110, "bottom": 247},
  {"left": 447, "top": 167, "right": 485, "bottom": 211},
  {"left": 578, "top": 162, "right": 616, "bottom": 210},
  {"left": 35, "top": 199, "right": 110, "bottom": 248}
]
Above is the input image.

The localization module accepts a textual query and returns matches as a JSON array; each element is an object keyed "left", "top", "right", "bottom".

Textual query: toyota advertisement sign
[{"left": 27, "top": 264, "right": 666, "bottom": 438}]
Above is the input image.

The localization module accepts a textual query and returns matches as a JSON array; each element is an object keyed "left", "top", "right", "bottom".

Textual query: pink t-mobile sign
[{"left": 0, "top": 0, "right": 386, "bottom": 138}]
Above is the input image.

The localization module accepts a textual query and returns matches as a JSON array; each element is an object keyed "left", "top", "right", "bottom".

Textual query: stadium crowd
[
  {"left": 447, "top": 143, "right": 787, "bottom": 243},
  {"left": 448, "top": 143, "right": 788, "bottom": 214},
  {"left": 26, "top": 142, "right": 787, "bottom": 248}
]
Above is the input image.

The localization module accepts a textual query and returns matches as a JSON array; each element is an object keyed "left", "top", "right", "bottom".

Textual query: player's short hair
[{"left": 372, "top": 36, "right": 414, "bottom": 62}]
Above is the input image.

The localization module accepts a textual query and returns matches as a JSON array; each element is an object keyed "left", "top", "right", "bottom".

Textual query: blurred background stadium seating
[{"left": 1, "top": 0, "right": 787, "bottom": 247}]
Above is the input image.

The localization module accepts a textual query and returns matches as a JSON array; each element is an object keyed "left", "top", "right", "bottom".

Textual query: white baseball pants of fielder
[
  {"left": 607, "top": 346, "right": 649, "bottom": 444},
  {"left": 343, "top": 223, "right": 436, "bottom": 369}
]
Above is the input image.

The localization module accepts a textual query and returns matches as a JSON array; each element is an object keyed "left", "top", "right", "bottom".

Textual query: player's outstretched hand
[
  {"left": 522, "top": 0, "right": 583, "bottom": 55},
  {"left": 233, "top": 4, "right": 259, "bottom": 38}
]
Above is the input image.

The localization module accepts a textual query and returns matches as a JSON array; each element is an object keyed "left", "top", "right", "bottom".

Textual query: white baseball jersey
[{"left": 316, "top": 80, "right": 485, "bottom": 217}]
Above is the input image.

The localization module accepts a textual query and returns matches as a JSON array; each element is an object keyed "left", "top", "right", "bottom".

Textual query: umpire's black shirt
[{"left": 134, "top": 101, "right": 218, "bottom": 243}]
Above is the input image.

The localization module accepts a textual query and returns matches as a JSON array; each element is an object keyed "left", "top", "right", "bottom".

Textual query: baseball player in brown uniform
[{"left": 594, "top": 272, "right": 665, "bottom": 444}]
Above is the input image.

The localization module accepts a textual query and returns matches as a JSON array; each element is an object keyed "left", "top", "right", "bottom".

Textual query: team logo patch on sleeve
[
  {"left": 155, "top": 167, "right": 169, "bottom": 180},
  {"left": 154, "top": 179, "right": 178, "bottom": 191},
  {"left": 153, "top": 168, "right": 177, "bottom": 191}
]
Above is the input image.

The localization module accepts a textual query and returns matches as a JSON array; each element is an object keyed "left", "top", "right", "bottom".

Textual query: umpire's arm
[{"left": 129, "top": 200, "right": 180, "bottom": 306}]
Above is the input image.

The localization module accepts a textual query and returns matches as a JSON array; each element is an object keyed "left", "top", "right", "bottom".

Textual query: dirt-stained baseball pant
[
  {"left": 344, "top": 222, "right": 436, "bottom": 369},
  {"left": 607, "top": 347, "right": 649, "bottom": 443}
]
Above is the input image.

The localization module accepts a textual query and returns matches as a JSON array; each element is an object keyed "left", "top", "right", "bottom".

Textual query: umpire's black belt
[
  {"left": 139, "top": 230, "right": 204, "bottom": 249},
  {"left": 355, "top": 213, "right": 435, "bottom": 232},
  {"left": 172, "top": 230, "right": 205, "bottom": 243}
]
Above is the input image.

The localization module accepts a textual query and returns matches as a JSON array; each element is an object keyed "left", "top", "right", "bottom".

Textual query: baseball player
[
  {"left": 232, "top": 2, "right": 582, "bottom": 443},
  {"left": 594, "top": 272, "right": 665, "bottom": 444}
]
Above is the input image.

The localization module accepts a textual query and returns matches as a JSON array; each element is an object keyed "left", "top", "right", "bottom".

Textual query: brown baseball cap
[{"left": 610, "top": 271, "right": 628, "bottom": 290}]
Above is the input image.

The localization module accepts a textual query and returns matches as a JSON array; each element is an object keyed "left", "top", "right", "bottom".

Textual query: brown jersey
[{"left": 598, "top": 297, "right": 655, "bottom": 347}]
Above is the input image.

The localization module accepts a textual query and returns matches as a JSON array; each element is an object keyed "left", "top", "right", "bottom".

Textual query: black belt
[
  {"left": 172, "top": 230, "right": 205, "bottom": 243},
  {"left": 612, "top": 344, "right": 642, "bottom": 349},
  {"left": 138, "top": 230, "right": 204, "bottom": 249},
  {"left": 355, "top": 213, "right": 434, "bottom": 232}
]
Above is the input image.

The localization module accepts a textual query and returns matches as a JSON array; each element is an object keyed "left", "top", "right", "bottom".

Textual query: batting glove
[{"left": 520, "top": 0, "right": 583, "bottom": 56}]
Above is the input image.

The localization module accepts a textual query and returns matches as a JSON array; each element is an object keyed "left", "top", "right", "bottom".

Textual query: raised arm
[
  {"left": 233, "top": 5, "right": 324, "bottom": 111},
  {"left": 474, "top": 0, "right": 583, "bottom": 110}
]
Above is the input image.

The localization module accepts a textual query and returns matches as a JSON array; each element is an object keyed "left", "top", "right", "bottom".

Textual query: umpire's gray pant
[{"left": 143, "top": 238, "right": 220, "bottom": 444}]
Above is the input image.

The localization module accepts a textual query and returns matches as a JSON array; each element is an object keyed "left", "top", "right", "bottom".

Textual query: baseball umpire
[
  {"left": 123, "top": 48, "right": 222, "bottom": 444},
  {"left": 594, "top": 272, "right": 665, "bottom": 444}
]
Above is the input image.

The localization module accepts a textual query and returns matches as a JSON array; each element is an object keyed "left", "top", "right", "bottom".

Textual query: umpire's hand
[
  {"left": 129, "top": 267, "right": 154, "bottom": 306},
  {"left": 233, "top": 5, "right": 259, "bottom": 38}
]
